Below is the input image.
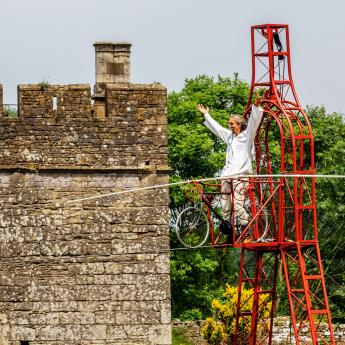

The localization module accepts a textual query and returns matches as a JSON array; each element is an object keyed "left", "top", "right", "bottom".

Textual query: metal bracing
[
  {"left": 234, "top": 249, "right": 279, "bottom": 345},
  {"left": 233, "top": 24, "right": 335, "bottom": 344}
]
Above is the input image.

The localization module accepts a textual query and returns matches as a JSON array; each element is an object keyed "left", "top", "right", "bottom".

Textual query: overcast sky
[{"left": 1, "top": 0, "right": 344, "bottom": 113}]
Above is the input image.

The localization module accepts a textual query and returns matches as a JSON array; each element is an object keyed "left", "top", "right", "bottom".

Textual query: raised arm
[
  {"left": 247, "top": 95, "right": 264, "bottom": 142},
  {"left": 197, "top": 104, "right": 231, "bottom": 144},
  {"left": 247, "top": 105, "right": 264, "bottom": 141}
]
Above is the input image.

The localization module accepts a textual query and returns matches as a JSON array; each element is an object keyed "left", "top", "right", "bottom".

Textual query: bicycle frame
[
  {"left": 189, "top": 177, "right": 280, "bottom": 247},
  {"left": 191, "top": 180, "right": 227, "bottom": 246}
]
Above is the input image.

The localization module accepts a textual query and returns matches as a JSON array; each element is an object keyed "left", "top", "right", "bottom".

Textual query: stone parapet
[
  {"left": 0, "top": 83, "right": 168, "bottom": 170},
  {"left": 0, "top": 84, "right": 3, "bottom": 113}
]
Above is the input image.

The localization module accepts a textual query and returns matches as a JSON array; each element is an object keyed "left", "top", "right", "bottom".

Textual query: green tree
[
  {"left": 168, "top": 74, "right": 249, "bottom": 184},
  {"left": 168, "top": 75, "right": 345, "bottom": 322},
  {"left": 168, "top": 75, "right": 249, "bottom": 320},
  {"left": 307, "top": 106, "right": 345, "bottom": 321}
]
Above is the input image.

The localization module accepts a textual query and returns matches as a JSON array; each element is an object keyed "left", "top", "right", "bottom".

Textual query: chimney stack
[
  {"left": 93, "top": 42, "right": 131, "bottom": 118},
  {"left": 94, "top": 42, "right": 131, "bottom": 83}
]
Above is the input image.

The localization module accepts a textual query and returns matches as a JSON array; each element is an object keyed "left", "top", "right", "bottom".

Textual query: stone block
[
  {"left": 10, "top": 326, "right": 35, "bottom": 341},
  {"left": 39, "top": 326, "right": 65, "bottom": 340},
  {"left": 75, "top": 286, "right": 111, "bottom": 301},
  {"left": 107, "top": 325, "right": 126, "bottom": 339},
  {"left": 149, "top": 324, "right": 171, "bottom": 345},
  {"left": 110, "top": 285, "right": 136, "bottom": 301},
  {"left": 81, "top": 324, "right": 107, "bottom": 340}
]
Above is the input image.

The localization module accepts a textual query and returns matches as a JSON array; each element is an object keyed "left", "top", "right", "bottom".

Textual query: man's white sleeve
[
  {"left": 204, "top": 113, "right": 232, "bottom": 144},
  {"left": 247, "top": 105, "right": 264, "bottom": 142}
]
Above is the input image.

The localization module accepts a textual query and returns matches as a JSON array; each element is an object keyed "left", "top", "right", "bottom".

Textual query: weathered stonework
[
  {"left": 0, "top": 84, "right": 3, "bottom": 113},
  {"left": 94, "top": 42, "right": 131, "bottom": 84},
  {"left": 0, "top": 79, "right": 171, "bottom": 344},
  {"left": 173, "top": 318, "right": 345, "bottom": 344}
]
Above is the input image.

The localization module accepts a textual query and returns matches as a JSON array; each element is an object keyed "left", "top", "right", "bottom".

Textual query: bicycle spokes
[{"left": 175, "top": 206, "right": 210, "bottom": 248}]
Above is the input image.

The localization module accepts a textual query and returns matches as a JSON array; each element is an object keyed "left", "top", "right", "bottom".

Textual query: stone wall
[
  {"left": 0, "top": 83, "right": 171, "bottom": 345},
  {"left": 0, "top": 84, "right": 3, "bottom": 113},
  {"left": 1, "top": 83, "right": 167, "bottom": 169},
  {"left": 172, "top": 318, "right": 345, "bottom": 344}
]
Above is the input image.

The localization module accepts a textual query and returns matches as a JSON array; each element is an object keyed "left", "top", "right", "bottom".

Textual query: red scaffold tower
[{"left": 232, "top": 24, "right": 335, "bottom": 344}]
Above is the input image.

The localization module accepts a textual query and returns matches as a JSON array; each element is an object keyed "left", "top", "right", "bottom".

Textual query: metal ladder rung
[
  {"left": 310, "top": 309, "right": 328, "bottom": 315},
  {"left": 298, "top": 205, "right": 315, "bottom": 210},
  {"left": 254, "top": 80, "right": 290, "bottom": 86},
  {"left": 258, "top": 289, "right": 274, "bottom": 294},
  {"left": 305, "top": 275, "right": 322, "bottom": 280},
  {"left": 293, "top": 135, "right": 313, "bottom": 139},
  {"left": 284, "top": 107, "right": 301, "bottom": 111},
  {"left": 255, "top": 52, "right": 288, "bottom": 57},
  {"left": 240, "top": 311, "right": 252, "bottom": 316}
]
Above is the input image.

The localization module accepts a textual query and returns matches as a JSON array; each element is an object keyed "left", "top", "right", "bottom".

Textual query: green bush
[
  {"left": 172, "top": 328, "right": 193, "bottom": 345},
  {"left": 179, "top": 308, "right": 203, "bottom": 321}
]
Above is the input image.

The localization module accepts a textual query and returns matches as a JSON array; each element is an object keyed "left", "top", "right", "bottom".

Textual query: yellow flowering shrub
[{"left": 202, "top": 284, "right": 272, "bottom": 344}]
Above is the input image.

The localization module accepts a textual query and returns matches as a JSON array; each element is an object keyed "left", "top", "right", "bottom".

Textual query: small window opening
[
  {"left": 145, "top": 161, "right": 150, "bottom": 166},
  {"left": 20, "top": 341, "right": 30, "bottom": 345},
  {"left": 52, "top": 96, "right": 58, "bottom": 111}
]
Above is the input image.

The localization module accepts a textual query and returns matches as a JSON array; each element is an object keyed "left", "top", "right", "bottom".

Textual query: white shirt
[{"left": 203, "top": 105, "right": 264, "bottom": 177}]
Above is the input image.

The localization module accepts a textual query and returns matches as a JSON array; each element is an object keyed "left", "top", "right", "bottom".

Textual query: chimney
[
  {"left": 94, "top": 42, "right": 131, "bottom": 83},
  {"left": 92, "top": 42, "right": 131, "bottom": 118}
]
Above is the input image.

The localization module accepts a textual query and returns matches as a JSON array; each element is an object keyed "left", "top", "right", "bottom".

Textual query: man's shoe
[
  {"left": 219, "top": 220, "right": 232, "bottom": 235},
  {"left": 219, "top": 221, "right": 233, "bottom": 245}
]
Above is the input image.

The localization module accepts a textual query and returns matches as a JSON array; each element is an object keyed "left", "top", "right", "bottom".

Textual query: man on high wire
[{"left": 196, "top": 94, "right": 263, "bottom": 242}]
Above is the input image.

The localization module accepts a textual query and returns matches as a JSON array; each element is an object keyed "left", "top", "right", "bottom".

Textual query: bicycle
[{"left": 175, "top": 178, "right": 270, "bottom": 248}]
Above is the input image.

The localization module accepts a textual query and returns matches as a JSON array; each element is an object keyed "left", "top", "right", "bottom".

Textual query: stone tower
[{"left": 0, "top": 42, "right": 171, "bottom": 345}]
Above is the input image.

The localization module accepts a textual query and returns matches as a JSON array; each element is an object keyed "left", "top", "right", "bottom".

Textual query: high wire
[
  {"left": 60, "top": 173, "right": 345, "bottom": 289},
  {"left": 64, "top": 173, "right": 345, "bottom": 205}
]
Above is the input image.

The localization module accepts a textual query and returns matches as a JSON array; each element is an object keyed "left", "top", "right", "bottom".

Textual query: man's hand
[
  {"left": 196, "top": 104, "right": 209, "bottom": 115},
  {"left": 254, "top": 90, "right": 262, "bottom": 107}
]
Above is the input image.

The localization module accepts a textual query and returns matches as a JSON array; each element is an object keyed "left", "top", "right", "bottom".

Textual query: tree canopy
[{"left": 168, "top": 74, "right": 345, "bottom": 321}]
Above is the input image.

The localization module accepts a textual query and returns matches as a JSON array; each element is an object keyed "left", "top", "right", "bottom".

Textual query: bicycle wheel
[{"left": 175, "top": 206, "right": 210, "bottom": 248}]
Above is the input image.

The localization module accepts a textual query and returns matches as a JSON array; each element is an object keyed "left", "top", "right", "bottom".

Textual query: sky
[{"left": 1, "top": 0, "right": 344, "bottom": 113}]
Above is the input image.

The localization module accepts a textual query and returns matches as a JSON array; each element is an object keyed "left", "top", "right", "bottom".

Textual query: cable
[
  {"left": 61, "top": 173, "right": 345, "bottom": 288},
  {"left": 64, "top": 174, "right": 345, "bottom": 205}
]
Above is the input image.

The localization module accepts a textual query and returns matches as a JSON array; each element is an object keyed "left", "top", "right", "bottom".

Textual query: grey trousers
[{"left": 221, "top": 179, "right": 249, "bottom": 225}]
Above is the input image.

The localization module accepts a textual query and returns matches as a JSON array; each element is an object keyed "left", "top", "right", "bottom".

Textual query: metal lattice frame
[{"left": 232, "top": 24, "right": 335, "bottom": 344}]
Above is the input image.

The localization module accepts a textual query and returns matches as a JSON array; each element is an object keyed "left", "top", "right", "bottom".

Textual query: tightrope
[{"left": 65, "top": 173, "right": 345, "bottom": 205}]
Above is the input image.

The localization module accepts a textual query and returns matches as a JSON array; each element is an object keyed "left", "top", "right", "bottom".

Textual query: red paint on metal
[{"left": 233, "top": 24, "right": 335, "bottom": 344}]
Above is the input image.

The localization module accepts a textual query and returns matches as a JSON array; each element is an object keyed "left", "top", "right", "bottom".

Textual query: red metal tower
[{"left": 232, "top": 24, "right": 335, "bottom": 344}]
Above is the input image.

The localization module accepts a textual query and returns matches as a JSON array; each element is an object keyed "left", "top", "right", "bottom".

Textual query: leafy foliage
[
  {"left": 170, "top": 248, "right": 240, "bottom": 320},
  {"left": 201, "top": 284, "right": 271, "bottom": 344},
  {"left": 307, "top": 106, "right": 345, "bottom": 321},
  {"left": 168, "top": 74, "right": 249, "bottom": 183},
  {"left": 168, "top": 75, "right": 249, "bottom": 321},
  {"left": 168, "top": 75, "right": 345, "bottom": 323},
  {"left": 172, "top": 328, "right": 194, "bottom": 345}
]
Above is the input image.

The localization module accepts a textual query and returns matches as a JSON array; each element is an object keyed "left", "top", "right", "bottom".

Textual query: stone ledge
[
  {"left": 0, "top": 165, "right": 171, "bottom": 174},
  {"left": 106, "top": 83, "right": 166, "bottom": 91},
  {"left": 18, "top": 84, "right": 91, "bottom": 91}
]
